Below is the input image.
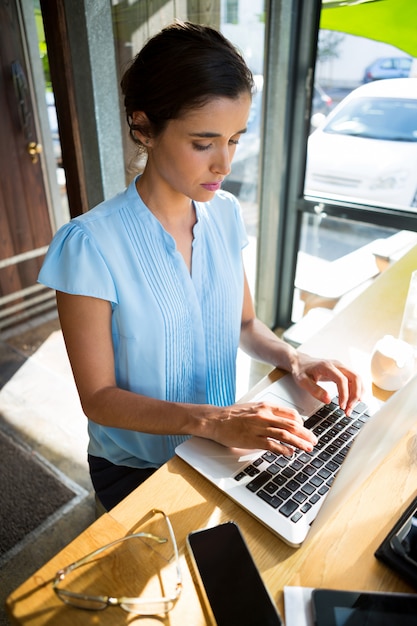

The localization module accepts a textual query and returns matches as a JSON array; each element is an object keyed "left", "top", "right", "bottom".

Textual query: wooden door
[{"left": 0, "top": 0, "right": 54, "bottom": 331}]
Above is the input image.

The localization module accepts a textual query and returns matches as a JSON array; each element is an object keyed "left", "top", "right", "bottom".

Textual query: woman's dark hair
[{"left": 121, "top": 21, "right": 254, "bottom": 146}]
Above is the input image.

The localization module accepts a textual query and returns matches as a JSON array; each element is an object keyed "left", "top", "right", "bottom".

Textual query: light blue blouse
[{"left": 38, "top": 177, "right": 248, "bottom": 469}]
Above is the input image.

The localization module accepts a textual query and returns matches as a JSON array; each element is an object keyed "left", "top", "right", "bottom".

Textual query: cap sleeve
[{"left": 38, "top": 222, "right": 118, "bottom": 304}]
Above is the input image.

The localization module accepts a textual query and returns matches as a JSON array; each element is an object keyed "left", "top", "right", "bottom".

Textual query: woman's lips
[{"left": 201, "top": 181, "right": 222, "bottom": 192}]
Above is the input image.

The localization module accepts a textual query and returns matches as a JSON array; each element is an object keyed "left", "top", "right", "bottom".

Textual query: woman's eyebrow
[{"left": 189, "top": 128, "right": 247, "bottom": 138}]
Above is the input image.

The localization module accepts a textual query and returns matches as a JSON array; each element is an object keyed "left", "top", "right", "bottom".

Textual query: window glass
[
  {"left": 225, "top": 0, "right": 239, "bottom": 25},
  {"left": 306, "top": 4, "right": 417, "bottom": 212},
  {"left": 293, "top": 214, "right": 401, "bottom": 322},
  {"left": 291, "top": 0, "right": 417, "bottom": 327}
]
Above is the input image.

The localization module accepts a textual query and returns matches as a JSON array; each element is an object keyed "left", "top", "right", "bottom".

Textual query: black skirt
[{"left": 88, "top": 454, "right": 156, "bottom": 511}]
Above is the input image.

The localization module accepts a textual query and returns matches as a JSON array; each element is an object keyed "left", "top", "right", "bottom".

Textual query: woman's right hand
[{"left": 208, "top": 402, "right": 317, "bottom": 456}]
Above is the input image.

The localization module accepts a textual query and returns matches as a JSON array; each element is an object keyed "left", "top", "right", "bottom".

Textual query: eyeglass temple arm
[{"left": 54, "top": 532, "right": 167, "bottom": 582}]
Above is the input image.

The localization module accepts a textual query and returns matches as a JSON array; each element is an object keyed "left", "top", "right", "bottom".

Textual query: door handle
[{"left": 27, "top": 141, "right": 43, "bottom": 164}]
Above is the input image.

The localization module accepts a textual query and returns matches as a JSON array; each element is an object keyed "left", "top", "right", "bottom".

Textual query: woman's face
[{"left": 145, "top": 93, "right": 252, "bottom": 203}]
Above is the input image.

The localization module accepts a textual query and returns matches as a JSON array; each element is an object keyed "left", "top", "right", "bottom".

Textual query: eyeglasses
[
  {"left": 390, "top": 506, "right": 417, "bottom": 568},
  {"left": 53, "top": 509, "right": 182, "bottom": 615}
]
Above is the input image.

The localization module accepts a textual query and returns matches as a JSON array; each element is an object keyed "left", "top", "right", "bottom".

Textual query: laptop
[{"left": 176, "top": 371, "right": 417, "bottom": 547}]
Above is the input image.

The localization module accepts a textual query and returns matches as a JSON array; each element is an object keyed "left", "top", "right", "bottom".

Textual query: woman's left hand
[{"left": 290, "top": 351, "right": 365, "bottom": 416}]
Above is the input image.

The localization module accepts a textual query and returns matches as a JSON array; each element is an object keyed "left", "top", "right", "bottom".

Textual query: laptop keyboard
[{"left": 233, "top": 397, "right": 372, "bottom": 524}]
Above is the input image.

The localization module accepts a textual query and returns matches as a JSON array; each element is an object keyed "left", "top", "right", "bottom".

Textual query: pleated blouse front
[{"left": 38, "top": 176, "right": 248, "bottom": 468}]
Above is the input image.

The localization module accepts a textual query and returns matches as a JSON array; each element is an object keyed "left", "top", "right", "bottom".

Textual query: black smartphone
[{"left": 186, "top": 521, "right": 282, "bottom": 626}]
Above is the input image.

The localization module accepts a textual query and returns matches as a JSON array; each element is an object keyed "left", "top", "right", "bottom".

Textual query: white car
[{"left": 305, "top": 78, "right": 417, "bottom": 209}]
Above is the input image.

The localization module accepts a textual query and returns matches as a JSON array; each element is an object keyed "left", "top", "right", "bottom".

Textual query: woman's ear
[{"left": 131, "top": 111, "right": 152, "bottom": 146}]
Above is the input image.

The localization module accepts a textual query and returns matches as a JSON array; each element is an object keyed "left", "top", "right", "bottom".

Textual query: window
[{"left": 256, "top": 0, "right": 417, "bottom": 332}]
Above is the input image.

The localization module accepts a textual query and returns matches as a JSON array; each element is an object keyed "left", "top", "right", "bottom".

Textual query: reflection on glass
[
  {"left": 324, "top": 98, "right": 417, "bottom": 142},
  {"left": 306, "top": 5, "right": 417, "bottom": 211},
  {"left": 291, "top": 214, "right": 411, "bottom": 324},
  {"left": 305, "top": 83, "right": 417, "bottom": 210}
]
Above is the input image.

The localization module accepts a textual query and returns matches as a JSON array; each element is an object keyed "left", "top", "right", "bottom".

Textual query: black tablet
[
  {"left": 375, "top": 493, "right": 417, "bottom": 589},
  {"left": 312, "top": 588, "right": 417, "bottom": 626}
]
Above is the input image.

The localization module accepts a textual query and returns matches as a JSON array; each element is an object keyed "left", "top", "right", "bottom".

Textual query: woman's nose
[{"left": 211, "top": 148, "right": 232, "bottom": 176}]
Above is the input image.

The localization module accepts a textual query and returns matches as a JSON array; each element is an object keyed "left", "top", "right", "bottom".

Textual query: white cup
[{"left": 371, "top": 334, "right": 415, "bottom": 391}]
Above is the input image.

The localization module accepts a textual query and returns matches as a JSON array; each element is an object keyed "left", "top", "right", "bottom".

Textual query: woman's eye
[
  {"left": 193, "top": 143, "right": 211, "bottom": 152},
  {"left": 229, "top": 138, "right": 240, "bottom": 146}
]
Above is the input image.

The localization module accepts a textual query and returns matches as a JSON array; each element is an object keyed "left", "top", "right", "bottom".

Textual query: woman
[{"left": 39, "top": 21, "right": 363, "bottom": 511}]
